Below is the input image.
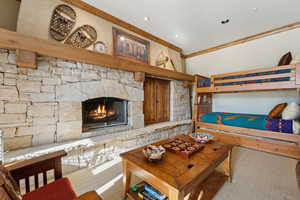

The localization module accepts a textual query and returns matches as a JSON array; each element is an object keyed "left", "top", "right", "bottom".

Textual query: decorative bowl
[
  {"left": 192, "top": 132, "right": 214, "bottom": 144},
  {"left": 143, "top": 145, "right": 166, "bottom": 162}
]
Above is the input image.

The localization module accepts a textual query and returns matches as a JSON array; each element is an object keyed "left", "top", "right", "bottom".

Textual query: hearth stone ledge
[{"left": 5, "top": 120, "right": 191, "bottom": 174}]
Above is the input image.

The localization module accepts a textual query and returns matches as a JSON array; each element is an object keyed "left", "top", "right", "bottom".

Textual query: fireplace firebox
[{"left": 82, "top": 97, "right": 128, "bottom": 132}]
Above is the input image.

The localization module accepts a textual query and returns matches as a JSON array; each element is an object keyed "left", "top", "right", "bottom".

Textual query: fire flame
[
  {"left": 95, "top": 104, "right": 106, "bottom": 119},
  {"left": 89, "top": 104, "right": 116, "bottom": 120}
]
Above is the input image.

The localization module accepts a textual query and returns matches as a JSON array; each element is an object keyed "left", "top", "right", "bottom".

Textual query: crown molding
[{"left": 183, "top": 21, "right": 300, "bottom": 59}]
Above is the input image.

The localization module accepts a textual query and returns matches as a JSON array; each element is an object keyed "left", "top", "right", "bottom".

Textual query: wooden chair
[{"left": 0, "top": 150, "right": 102, "bottom": 200}]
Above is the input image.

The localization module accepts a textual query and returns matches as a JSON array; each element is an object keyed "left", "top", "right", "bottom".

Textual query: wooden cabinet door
[
  {"left": 144, "top": 78, "right": 157, "bottom": 125},
  {"left": 144, "top": 77, "right": 170, "bottom": 125},
  {"left": 156, "top": 79, "right": 170, "bottom": 122}
]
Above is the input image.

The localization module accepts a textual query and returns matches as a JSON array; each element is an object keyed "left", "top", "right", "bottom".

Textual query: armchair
[{"left": 0, "top": 150, "right": 102, "bottom": 200}]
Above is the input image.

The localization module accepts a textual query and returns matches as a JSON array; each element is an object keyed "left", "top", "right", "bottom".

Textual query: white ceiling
[{"left": 82, "top": 0, "right": 300, "bottom": 54}]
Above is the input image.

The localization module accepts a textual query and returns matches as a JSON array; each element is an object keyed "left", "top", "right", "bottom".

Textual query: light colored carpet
[{"left": 67, "top": 147, "right": 300, "bottom": 200}]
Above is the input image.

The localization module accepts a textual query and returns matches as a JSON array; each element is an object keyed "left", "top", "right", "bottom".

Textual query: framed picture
[{"left": 113, "top": 27, "right": 150, "bottom": 64}]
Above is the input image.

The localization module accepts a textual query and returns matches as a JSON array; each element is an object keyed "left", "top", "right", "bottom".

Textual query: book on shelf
[
  {"left": 138, "top": 190, "right": 157, "bottom": 200},
  {"left": 144, "top": 184, "right": 168, "bottom": 200},
  {"left": 133, "top": 183, "right": 168, "bottom": 200}
]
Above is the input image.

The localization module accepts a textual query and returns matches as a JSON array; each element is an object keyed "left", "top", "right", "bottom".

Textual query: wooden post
[
  {"left": 0, "top": 130, "right": 3, "bottom": 165},
  {"left": 210, "top": 77, "right": 215, "bottom": 88},
  {"left": 296, "top": 161, "right": 300, "bottom": 192},
  {"left": 224, "top": 150, "right": 232, "bottom": 183},
  {"left": 296, "top": 64, "right": 300, "bottom": 85},
  {"left": 134, "top": 71, "right": 145, "bottom": 82},
  {"left": 122, "top": 159, "right": 132, "bottom": 199},
  {"left": 168, "top": 187, "right": 185, "bottom": 200},
  {"left": 16, "top": 49, "right": 37, "bottom": 69},
  {"left": 54, "top": 158, "right": 63, "bottom": 180}
]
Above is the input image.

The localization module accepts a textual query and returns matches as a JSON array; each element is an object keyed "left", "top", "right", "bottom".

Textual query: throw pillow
[
  {"left": 278, "top": 52, "right": 292, "bottom": 66},
  {"left": 268, "top": 103, "right": 287, "bottom": 118},
  {"left": 293, "top": 120, "right": 300, "bottom": 134},
  {"left": 282, "top": 102, "right": 300, "bottom": 120}
]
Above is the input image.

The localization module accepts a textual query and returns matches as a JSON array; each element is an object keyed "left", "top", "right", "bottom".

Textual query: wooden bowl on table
[
  {"left": 143, "top": 145, "right": 166, "bottom": 162},
  {"left": 192, "top": 132, "right": 214, "bottom": 144}
]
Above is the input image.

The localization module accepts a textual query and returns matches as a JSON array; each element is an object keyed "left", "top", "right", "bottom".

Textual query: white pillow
[
  {"left": 293, "top": 120, "right": 300, "bottom": 134},
  {"left": 282, "top": 102, "right": 300, "bottom": 120}
]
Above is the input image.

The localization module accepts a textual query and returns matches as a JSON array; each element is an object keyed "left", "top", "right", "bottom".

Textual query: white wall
[
  {"left": 186, "top": 28, "right": 300, "bottom": 115},
  {"left": 16, "top": 0, "right": 184, "bottom": 72}
]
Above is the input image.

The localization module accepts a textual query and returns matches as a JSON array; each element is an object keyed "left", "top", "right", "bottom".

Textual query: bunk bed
[{"left": 193, "top": 64, "right": 300, "bottom": 159}]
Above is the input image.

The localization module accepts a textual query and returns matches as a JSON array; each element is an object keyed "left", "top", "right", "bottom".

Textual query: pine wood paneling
[
  {"left": 144, "top": 78, "right": 157, "bottom": 124},
  {"left": 144, "top": 77, "right": 170, "bottom": 125},
  {"left": 156, "top": 79, "right": 170, "bottom": 122}
]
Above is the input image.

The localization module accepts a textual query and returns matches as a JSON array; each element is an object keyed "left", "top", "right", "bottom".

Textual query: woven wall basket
[
  {"left": 49, "top": 4, "right": 76, "bottom": 41},
  {"left": 64, "top": 25, "right": 97, "bottom": 49}
]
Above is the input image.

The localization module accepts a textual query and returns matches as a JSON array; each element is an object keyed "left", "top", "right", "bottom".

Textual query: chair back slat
[
  {"left": 4, "top": 150, "right": 66, "bottom": 195},
  {"left": 34, "top": 174, "right": 39, "bottom": 189}
]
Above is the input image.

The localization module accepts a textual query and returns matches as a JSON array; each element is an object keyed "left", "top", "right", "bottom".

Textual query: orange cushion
[
  {"left": 22, "top": 178, "right": 77, "bottom": 200},
  {"left": 268, "top": 103, "right": 287, "bottom": 118}
]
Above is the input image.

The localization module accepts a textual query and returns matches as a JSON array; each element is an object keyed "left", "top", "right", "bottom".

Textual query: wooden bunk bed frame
[{"left": 193, "top": 64, "right": 300, "bottom": 159}]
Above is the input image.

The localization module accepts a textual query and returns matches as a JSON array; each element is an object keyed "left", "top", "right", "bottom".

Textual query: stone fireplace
[
  {"left": 0, "top": 49, "right": 191, "bottom": 151},
  {"left": 82, "top": 97, "right": 128, "bottom": 132}
]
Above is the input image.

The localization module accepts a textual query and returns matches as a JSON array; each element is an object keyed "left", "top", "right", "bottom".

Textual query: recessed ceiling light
[
  {"left": 175, "top": 34, "right": 179, "bottom": 38},
  {"left": 120, "top": 36, "right": 125, "bottom": 41},
  {"left": 252, "top": 7, "right": 258, "bottom": 12},
  {"left": 221, "top": 19, "right": 230, "bottom": 24},
  {"left": 144, "top": 17, "right": 150, "bottom": 22}
]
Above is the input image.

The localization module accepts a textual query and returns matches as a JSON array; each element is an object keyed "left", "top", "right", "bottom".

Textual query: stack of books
[{"left": 137, "top": 184, "right": 168, "bottom": 200}]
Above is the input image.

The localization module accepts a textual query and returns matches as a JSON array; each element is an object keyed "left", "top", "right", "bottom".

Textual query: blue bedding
[{"left": 200, "top": 112, "right": 293, "bottom": 134}]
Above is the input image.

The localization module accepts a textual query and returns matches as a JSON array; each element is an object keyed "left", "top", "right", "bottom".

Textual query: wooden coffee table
[{"left": 120, "top": 134, "right": 233, "bottom": 200}]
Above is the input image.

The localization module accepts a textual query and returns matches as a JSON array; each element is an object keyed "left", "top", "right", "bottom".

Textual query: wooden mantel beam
[{"left": 0, "top": 28, "right": 194, "bottom": 81}]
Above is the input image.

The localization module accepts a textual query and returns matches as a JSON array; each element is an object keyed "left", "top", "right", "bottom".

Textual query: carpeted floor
[{"left": 67, "top": 147, "right": 300, "bottom": 200}]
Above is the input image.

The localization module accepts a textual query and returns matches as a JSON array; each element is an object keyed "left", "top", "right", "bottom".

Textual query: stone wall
[{"left": 0, "top": 49, "right": 191, "bottom": 151}]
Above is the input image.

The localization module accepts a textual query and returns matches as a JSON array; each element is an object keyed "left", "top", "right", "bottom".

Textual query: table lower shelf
[{"left": 127, "top": 171, "right": 228, "bottom": 200}]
